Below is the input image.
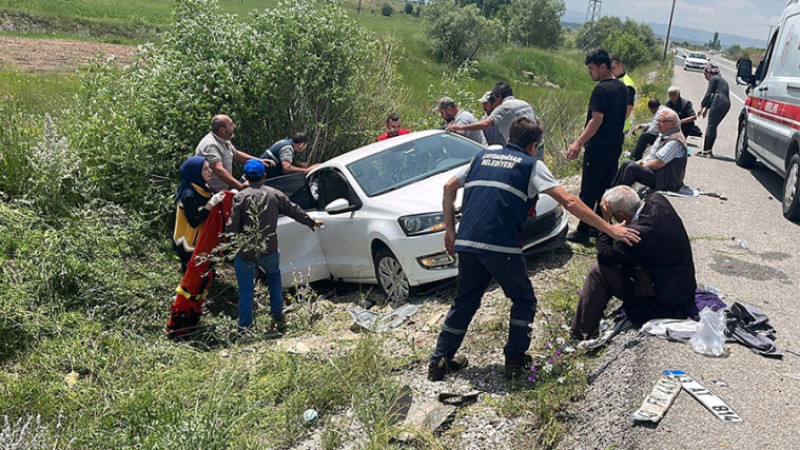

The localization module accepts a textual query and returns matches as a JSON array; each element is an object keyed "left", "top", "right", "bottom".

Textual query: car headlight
[{"left": 398, "top": 213, "right": 446, "bottom": 236}]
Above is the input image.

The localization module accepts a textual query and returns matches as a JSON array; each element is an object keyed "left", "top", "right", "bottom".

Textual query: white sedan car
[
  {"left": 684, "top": 52, "right": 709, "bottom": 71},
  {"left": 266, "top": 130, "right": 569, "bottom": 302}
]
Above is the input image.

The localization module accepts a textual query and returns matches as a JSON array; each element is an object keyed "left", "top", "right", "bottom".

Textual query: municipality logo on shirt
[{"left": 480, "top": 153, "right": 522, "bottom": 169}]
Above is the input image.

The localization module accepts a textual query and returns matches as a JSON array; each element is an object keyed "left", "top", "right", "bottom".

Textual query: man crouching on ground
[
  {"left": 429, "top": 117, "right": 640, "bottom": 381},
  {"left": 571, "top": 186, "right": 698, "bottom": 340}
]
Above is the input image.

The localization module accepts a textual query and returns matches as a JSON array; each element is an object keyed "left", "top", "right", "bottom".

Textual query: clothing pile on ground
[{"left": 582, "top": 288, "right": 783, "bottom": 358}]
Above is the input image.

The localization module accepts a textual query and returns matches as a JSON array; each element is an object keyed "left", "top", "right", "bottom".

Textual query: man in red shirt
[{"left": 377, "top": 113, "right": 411, "bottom": 141}]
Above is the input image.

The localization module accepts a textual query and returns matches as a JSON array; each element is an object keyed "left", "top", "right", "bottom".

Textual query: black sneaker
[
  {"left": 428, "top": 355, "right": 469, "bottom": 381},
  {"left": 566, "top": 231, "right": 591, "bottom": 245},
  {"left": 504, "top": 354, "right": 533, "bottom": 380},
  {"left": 272, "top": 313, "right": 287, "bottom": 333}
]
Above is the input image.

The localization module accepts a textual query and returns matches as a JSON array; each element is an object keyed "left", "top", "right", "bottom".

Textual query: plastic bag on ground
[{"left": 690, "top": 307, "right": 726, "bottom": 356}]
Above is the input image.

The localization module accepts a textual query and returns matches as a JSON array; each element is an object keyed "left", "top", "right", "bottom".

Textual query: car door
[
  {"left": 751, "top": 22, "right": 792, "bottom": 172},
  {"left": 264, "top": 173, "right": 331, "bottom": 288},
  {"left": 311, "top": 168, "right": 376, "bottom": 282},
  {"left": 674, "top": 50, "right": 686, "bottom": 67}
]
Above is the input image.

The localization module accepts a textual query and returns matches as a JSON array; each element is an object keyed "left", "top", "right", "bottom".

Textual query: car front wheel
[
  {"left": 373, "top": 247, "right": 413, "bottom": 303},
  {"left": 783, "top": 154, "right": 800, "bottom": 220},
  {"left": 735, "top": 120, "right": 756, "bottom": 168}
]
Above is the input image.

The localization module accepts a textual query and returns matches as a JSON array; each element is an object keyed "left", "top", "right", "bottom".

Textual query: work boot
[
  {"left": 504, "top": 354, "right": 534, "bottom": 380},
  {"left": 428, "top": 355, "right": 469, "bottom": 382},
  {"left": 272, "top": 313, "right": 287, "bottom": 333}
]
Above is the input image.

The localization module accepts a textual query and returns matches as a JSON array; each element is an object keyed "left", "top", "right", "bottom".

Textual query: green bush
[
  {"left": 62, "top": 0, "right": 398, "bottom": 233},
  {"left": 404, "top": 2, "right": 414, "bottom": 14},
  {"left": 381, "top": 3, "right": 393, "bottom": 16},
  {"left": 424, "top": 1, "right": 506, "bottom": 64}
]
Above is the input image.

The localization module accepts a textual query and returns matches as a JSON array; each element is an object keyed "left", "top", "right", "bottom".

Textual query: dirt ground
[{"left": 0, "top": 36, "right": 136, "bottom": 72}]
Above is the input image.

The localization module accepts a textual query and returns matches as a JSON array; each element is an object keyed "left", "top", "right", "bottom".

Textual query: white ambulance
[{"left": 736, "top": 0, "right": 800, "bottom": 220}]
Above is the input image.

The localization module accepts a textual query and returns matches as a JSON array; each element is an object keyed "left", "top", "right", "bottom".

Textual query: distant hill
[
  {"left": 647, "top": 22, "right": 767, "bottom": 49},
  {"left": 562, "top": 9, "right": 767, "bottom": 49}
]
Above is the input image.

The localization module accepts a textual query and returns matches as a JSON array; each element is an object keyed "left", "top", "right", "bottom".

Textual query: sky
[{"left": 564, "top": 0, "right": 787, "bottom": 41}]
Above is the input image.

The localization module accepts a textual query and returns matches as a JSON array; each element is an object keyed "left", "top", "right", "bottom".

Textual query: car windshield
[
  {"left": 347, "top": 133, "right": 482, "bottom": 197},
  {"left": 689, "top": 53, "right": 707, "bottom": 59}
]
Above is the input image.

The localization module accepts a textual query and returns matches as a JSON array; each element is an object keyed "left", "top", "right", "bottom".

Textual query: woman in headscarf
[
  {"left": 173, "top": 156, "right": 225, "bottom": 273},
  {"left": 698, "top": 63, "right": 731, "bottom": 157}
]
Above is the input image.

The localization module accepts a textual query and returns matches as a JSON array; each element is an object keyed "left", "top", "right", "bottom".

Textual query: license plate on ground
[
  {"left": 663, "top": 370, "right": 744, "bottom": 424},
  {"left": 630, "top": 375, "right": 682, "bottom": 422}
]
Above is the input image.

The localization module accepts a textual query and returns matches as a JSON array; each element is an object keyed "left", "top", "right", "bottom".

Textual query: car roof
[{"left": 317, "top": 129, "right": 451, "bottom": 168}]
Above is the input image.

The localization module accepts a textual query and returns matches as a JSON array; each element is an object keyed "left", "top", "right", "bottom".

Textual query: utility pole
[
  {"left": 585, "top": 0, "right": 601, "bottom": 24},
  {"left": 663, "top": 0, "right": 677, "bottom": 60},
  {"left": 582, "top": 0, "right": 602, "bottom": 51}
]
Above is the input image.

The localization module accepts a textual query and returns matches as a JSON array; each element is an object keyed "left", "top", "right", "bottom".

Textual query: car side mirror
[
  {"left": 324, "top": 198, "right": 352, "bottom": 215},
  {"left": 736, "top": 58, "right": 754, "bottom": 85}
]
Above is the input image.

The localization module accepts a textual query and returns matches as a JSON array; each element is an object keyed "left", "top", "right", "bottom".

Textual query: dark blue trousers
[{"left": 430, "top": 251, "right": 537, "bottom": 366}]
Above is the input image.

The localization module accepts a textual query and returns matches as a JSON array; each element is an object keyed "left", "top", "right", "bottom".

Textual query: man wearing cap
[
  {"left": 195, "top": 114, "right": 276, "bottom": 193},
  {"left": 228, "top": 160, "right": 324, "bottom": 331},
  {"left": 477, "top": 91, "right": 507, "bottom": 146},
  {"left": 377, "top": 113, "right": 411, "bottom": 141},
  {"left": 260, "top": 132, "right": 319, "bottom": 178},
  {"left": 435, "top": 97, "right": 487, "bottom": 145},
  {"left": 445, "top": 81, "right": 537, "bottom": 145}
]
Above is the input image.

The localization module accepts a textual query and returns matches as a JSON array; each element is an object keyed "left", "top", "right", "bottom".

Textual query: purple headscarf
[{"left": 704, "top": 63, "right": 721, "bottom": 75}]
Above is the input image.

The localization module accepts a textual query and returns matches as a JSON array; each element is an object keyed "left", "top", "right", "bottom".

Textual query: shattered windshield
[{"left": 347, "top": 133, "right": 482, "bottom": 197}]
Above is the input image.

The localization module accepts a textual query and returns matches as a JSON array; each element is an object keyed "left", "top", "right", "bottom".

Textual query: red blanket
[{"left": 166, "top": 191, "right": 233, "bottom": 338}]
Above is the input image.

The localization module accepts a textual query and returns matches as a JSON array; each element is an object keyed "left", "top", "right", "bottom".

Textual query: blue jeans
[{"left": 234, "top": 251, "right": 281, "bottom": 328}]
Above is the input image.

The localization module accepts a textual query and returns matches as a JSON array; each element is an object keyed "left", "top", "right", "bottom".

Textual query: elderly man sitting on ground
[
  {"left": 611, "top": 108, "right": 688, "bottom": 193},
  {"left": 570, "top": 185, "right": 698, "bottom": 340}
]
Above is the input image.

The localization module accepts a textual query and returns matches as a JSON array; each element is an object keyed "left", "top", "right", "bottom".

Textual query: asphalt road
[{"left": 574, "top": 59, "right": 800, "bottom": 449}]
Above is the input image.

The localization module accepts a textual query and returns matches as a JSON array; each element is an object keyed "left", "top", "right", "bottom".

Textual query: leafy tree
[
  {"left": 602, "top": 30, "right": 651, "bottom": 72},
  {"left": 726, "top": 44, "right": 742, "bottom": 59},
  {"left": 507, "top": 0, "right": 565, "bottom": 48},
  {"left": 424, "top": 0, "right": 506, "bottom": 64},
  {"left": 64, "top": 0, "right": 398, "bottom": 228},
  {"left": 382, "top": 3, "right": 393, "bottom": 16},
  {"left": 577, "top": 16, "right": 659, "bottom": 70},
  {"left": 404, "top": 2, "right": 413, "bottom": 14},
  {"left": 460, "top": 0, "right": 512, "bottom": 18}
]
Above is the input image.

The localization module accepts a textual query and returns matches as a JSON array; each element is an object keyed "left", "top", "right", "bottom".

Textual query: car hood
[{"left": 369, "top": 168, "right": 464, "bottom": 215}]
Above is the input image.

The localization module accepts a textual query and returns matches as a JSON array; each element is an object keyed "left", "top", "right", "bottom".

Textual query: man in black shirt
[{"left": 566, "top": 49, "right": 629, "bottom": 244}]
